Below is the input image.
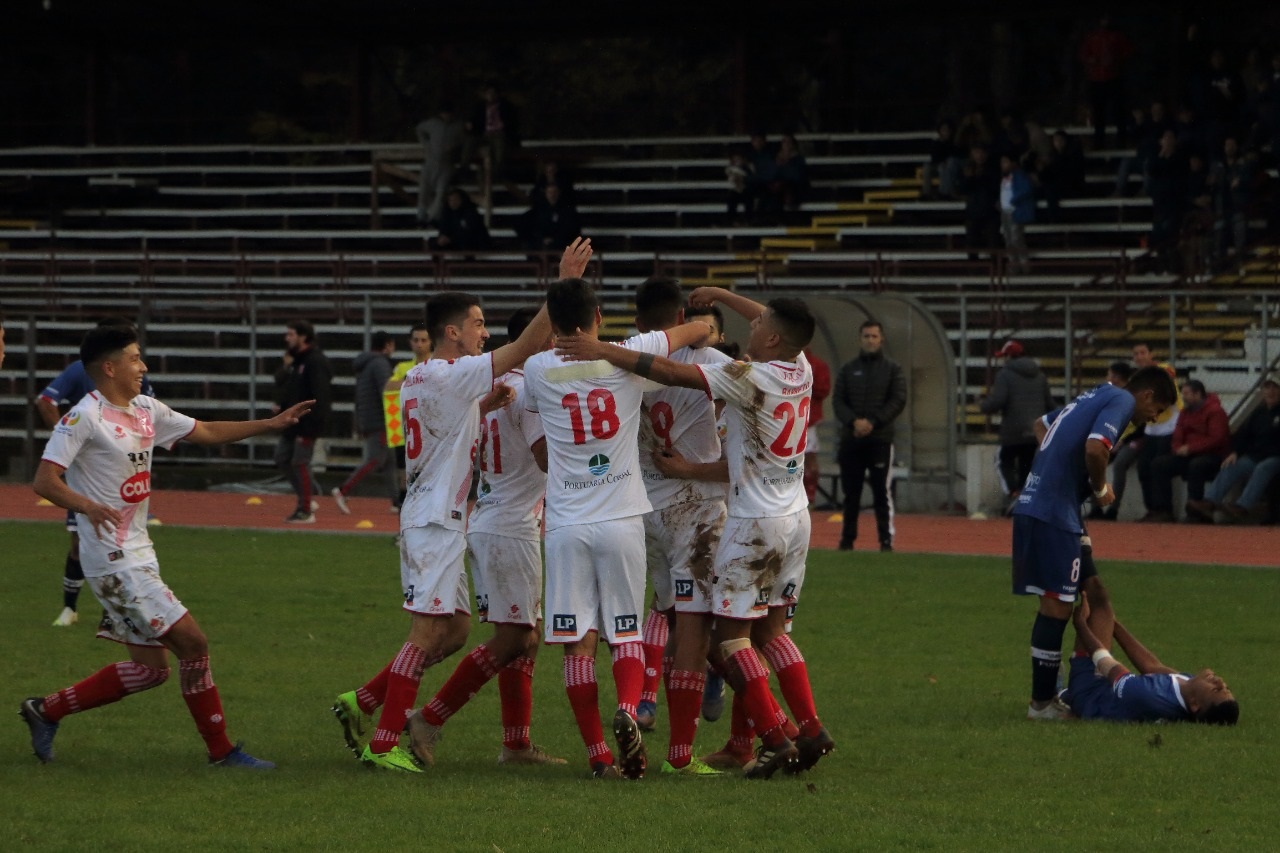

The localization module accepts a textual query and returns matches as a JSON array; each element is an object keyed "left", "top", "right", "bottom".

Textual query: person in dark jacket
[
  {"left": 331, "top": 332, "right": 398, "bottom": 514},
  {"left": 428, "top": 187, "right": 492, "bottom": 253},
  {"left": 960, "top": 144, "right": 1001, "bottom": 261},
  {"left": 1149, "top": 379, "right": 1230, "bottom": 522},
  {"left": 274, "top": 319, "right": 332, "bottom": 523},
  {"left": 979, "top": 340, "right": 1053, "bottom": 512},
  {"left": 1188, "top": 374, "right": 1280, "bottom": 523},
  {"left": 832, "top": 320, "right": 907, "bottom": 551}
]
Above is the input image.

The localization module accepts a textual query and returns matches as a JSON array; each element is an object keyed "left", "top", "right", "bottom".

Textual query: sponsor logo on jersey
[
  {"left": 552, "top": 613, "right": 578, "bottom": 637},
  {"left": 674, "top": 579, "right": 694, "bottom": 601},
  {"left": 478, "top": 481, "right": 491, "bottom": 496},
  {"left": 786, "top": 603, "right": 797, "bottom": 623},
  {"left": 119, "top": 471, "right": 151, "bottom": 503},
  {"left": 588, "top": 454, "right": 611, "bottom": 476},
  {"left": 753, "top": 586, "right": 772, "bottom": 612},
  {"left": 509, "top": 604, "right": 521, "bottom": 617},
  {"left": 113, "top": 425, "right": 127, "bottom": 439},
  {"left": 613, "top": 614, "right": 639, "bottom": 637},
  {"left": 786, "top": 459, "right": 799, "bottom": 474},
  {"left": 107, "top": 549, "right": 124, "bottom": 562},
  {"left": 562, "top": 466, "right": 632, "bottom": 491},
  {"left": 720, "top": 597, "right": 732, "bottom": 611},
  {"left": 404, "top": 584, "right": 416, "bottom": 605},
  {"left": 451, "top": 510, "right": 462, "bottom": 520},
  {"left": 476, "top": 593, "right": 489, "bottom": 617},
  {"left": 60, "top": 412, "right": 80, "bottom": 426},
  {"left": 782, "top": 581, "right": 797, "bottom": 602}
]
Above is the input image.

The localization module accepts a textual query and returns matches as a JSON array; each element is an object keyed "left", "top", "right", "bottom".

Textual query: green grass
[{"left": 2, "top": 519, "right": 1278, "bottom": 851}]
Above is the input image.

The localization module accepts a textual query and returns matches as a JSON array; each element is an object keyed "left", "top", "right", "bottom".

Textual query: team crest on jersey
[
  {"left": 476, "top": 593, "right": 489, "bottom": 617},
  {"left": 613, "top": 614, "right": 639, "bottom": 637},
  {"left": 786, "top": 459, "right": 799, "bottom": 474},
  {"left": 509, "top": 604, "right": 521, "bottom": 618},
  {"left": 674, "top": 579, "right": 694, "bottom": 602},
  {"left": 404, "top": 584, "right": 416, "bottom": 605},
  {"left": 587, "top": 454, "right": 611, "bottom": 476},
  {"left": 552, "top": 614, "right": 578, "bottom": 637}
]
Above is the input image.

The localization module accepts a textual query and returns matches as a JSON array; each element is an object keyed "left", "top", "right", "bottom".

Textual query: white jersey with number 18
[{"left": 697, "top": 352, "right": 813, "bottom": 519}]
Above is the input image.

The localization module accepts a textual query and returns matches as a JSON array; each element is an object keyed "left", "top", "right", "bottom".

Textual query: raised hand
[{"left": 559, "top": 236, "right": 593, "bottom": 280}]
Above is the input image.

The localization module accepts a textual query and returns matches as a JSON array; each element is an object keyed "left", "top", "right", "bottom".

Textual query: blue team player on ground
[{"left": 1010, "top": 365, "right": 1177, "bottom": 719}]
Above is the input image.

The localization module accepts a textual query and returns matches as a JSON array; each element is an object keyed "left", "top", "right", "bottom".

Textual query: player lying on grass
[
  {"left": 22, "top": 323, "right": 314, "bottom": 769},
  {"left": 1064, "top": 573, "right": 1239, "bottom": 724}
]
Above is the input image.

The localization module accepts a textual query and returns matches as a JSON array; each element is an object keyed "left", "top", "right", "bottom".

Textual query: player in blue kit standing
[{"left": 1011, "top": 365, "right": 1176, "bottom": 719}]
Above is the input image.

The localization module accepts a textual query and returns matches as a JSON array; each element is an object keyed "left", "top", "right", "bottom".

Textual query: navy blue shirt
[{"left": 40, "top": 360, "right": 155, "bottom": 407}]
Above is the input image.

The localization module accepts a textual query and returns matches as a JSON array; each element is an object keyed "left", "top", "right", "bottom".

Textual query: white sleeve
[
  {"left": 455, "top": 353, "right": 497, "bottom": 401},
  {"left": 147, "top": 399, "right": 198, "bottom": 450},
  {"left": 621, "top": 330, "right": 672, "bottom": 358},
  {"left": 41, "top": 406, "right": 92, "bottom": 469},
  {"left": 698, "top": 361, "right": 757, "bottom": 408},
  {"left": 522, "top": 361, "right": 542, "bottom": 413}
]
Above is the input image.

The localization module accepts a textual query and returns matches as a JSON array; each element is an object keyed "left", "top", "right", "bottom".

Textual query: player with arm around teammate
[
  {"left": 555, "top": 285, "right": 834, "bottom": 779},
  {"left": 21, "top": 323, "right": 314, "bottom": 768},
  {"left": 1012, "top": 365, "right": 1177, "bottom": 720}
]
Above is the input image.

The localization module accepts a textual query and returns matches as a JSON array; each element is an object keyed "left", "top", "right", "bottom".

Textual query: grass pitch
[{"left": 2, "top": 520, "right": 1277, "bottom": 851}]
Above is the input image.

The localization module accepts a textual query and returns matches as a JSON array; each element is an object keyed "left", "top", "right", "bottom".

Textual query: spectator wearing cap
[
  {"left": 1187, "top": 374, "right": 1280, "bottom": 523},
  {"left": 1146, "top": 379, "right": 1231, "bottom": 522},
  {"left": 979, "top": 340, "right": 1054, "bottom": 513}
]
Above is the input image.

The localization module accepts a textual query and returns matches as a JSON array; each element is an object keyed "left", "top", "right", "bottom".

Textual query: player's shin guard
[
  {"left": 564, "top": 655, "right": 611, "bottom": 766},
  {"left": 664, "top": 669, "right": 705, "bottom": 767},
  {"left": 62, "top": 555, "right": 84, "bottom": 610},
  {"left": 761, "top": 635, "right": 821, "bottom": 737},
  {"left": 723, "top": 643, "right": 787, "bottom": 748},
  {"left": 421, "top": 644, "right": 500, "bottom": 727},
  {"left": 356, "top": 662, "right": 391, "bottom": 714},
  {"left": 1030, "top": 613, "right": 1069, "bottom": 702},
  {"left": 369, "top": 643, "right": 427, "bottom": 754},
  {"left": 640, "top": 609, "right": 668, "bottom": 706},
  {"left": 499, "top": 656, "right": 535, "bottom": 751},
  {"left": 610, "top": 643, "right": 645, "bottom": 717},
  {"left": 180, "top": 656, "right": 234, "bottom": 761},
  {"left": 42, "top": 661, "right": 169, "bottom": 722}
]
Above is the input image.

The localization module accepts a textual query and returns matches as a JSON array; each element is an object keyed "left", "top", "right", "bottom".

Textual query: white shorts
[
  {"left": 712, "top": 510, "right": 810, "bottom": 621},
  {"left": 467, "top": 531, "right": 542, "bottom": 626},
  {"left": 544, "top": 515, "right": 646, "bottom": 645},
  {"left": 644, "top": 499, "right": 726, "bottom": 614},
  {"left": 91, "top": 564, "right": 189, "bottom": 647},
  {"left": 400, "top": 524, "right": 471, "bottom": 617}
]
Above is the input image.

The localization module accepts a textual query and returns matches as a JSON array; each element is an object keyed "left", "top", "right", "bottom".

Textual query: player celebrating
[
  {"left": 396, "top": 306, "right": 565, "bottom": 769},
  {"left": 554, "top": 286, "right": 833, "bottom": 779},
  {"left": 21, "top": 323, "right": 313, "bottom": 768},
  {"left": 1011, "top": 365, "right": 1176, "bottom": 719},
  {"left": 333, "top": 240, "right": 584, "bottom": 773},
  {"left": 521, "top": 277, "right": 713, "bottom": 779}
]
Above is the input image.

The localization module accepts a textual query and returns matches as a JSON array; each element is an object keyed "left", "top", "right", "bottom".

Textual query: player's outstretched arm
[
  {"left": 689, "top": 286, "right": 765, "bottom": 322},
  {"left": 1112, "top": 621, "right": 1178, "bottom": 675},
  {"left": 553, "top": 331, "right": 707, "bottom": 391},
  {"left": 185, "top": 400, "right": 315, "bottom": 445},
  {"left": 1073, "top": 604, "right": 1126, "bottom": 680},
  {"left": 35, "top": 396, "right": 62, "bottom": 429},
  {"left": 558, "top": 236, "right": 593, "bottom": 280},
  {"left": 33, "top": 460, "right": 121, "bottom": 539},
  {"left": 491, "top": 305, "right": 553, "bottom": 377}
]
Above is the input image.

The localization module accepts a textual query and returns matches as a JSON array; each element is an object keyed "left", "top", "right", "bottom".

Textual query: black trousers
[
  {"left": 998, "top": 442, "right": 1038, "bottom": 495},
  {"left": 838, "top": 439, "right": 894, "bottom": 546}
]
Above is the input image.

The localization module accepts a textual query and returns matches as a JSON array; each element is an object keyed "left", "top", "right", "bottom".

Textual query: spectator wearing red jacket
[
  {"left": 803, "top": 346, "right": 832, "bottom": 506},
  {"left": 1078, "top": 13, "right": 1136, "bottom": 148},
  {"left": 1148, "top": 379, "right": 1230, "bottom": 522}
]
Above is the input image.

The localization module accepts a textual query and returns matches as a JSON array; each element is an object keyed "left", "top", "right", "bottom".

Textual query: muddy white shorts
[
  {"left": 400, "top": 523, "right": 471, "bottom": 617},
  {"left": 467, "top": 531, "right": 542, "bottom": 626},
  {"left": 644, "top": 499, "right": 726, "bottom": 614},
  {"left": 712, "top": 510, "right": 810, "bottom": 621},
  {"left": 91, "top": 564, "right": 189, "bottom": 647}
]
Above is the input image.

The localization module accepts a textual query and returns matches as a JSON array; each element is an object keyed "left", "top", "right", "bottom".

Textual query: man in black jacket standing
[
  {"left": 833, "top": 321, "right": 907, "bottom": 552},
  {"left": 275, "top": 320, "right": 332, "bottom": 524}
]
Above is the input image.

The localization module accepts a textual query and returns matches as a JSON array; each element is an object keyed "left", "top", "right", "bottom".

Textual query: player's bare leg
[{"left": 753, "top": 607, "right": 832, "bottom": 772}]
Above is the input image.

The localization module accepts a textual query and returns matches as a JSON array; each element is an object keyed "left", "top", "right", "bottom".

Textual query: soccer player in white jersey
[
  {"left": 555, "top": 286, "right": 834, "bottom": 779},
  {"left": 521, "top": 277, "right": 714, "bottom": 779},
  {"left": 399, "top": 306, "right": 565, "bottom": 769},
  {"left": 333, "top": 239, "right": 588, "bottom": 773},
  {"left": 626, "top": 278, "right": 732, "bottom": 777},
  {"left": 20, "top": 324, "right": 314, "bottom": 769}
]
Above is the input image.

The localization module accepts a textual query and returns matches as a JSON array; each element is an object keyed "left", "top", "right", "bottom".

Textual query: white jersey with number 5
[
  {"left": 640, "top": 345, "right": 731, "bottom": 510},
  {"left": 399, "top": 354, "right": 494, "bottom": 532},
  {"left": 697, "top": 352, "right": 812, "bottom": 519},
  {"left": 468, "top": 369, "right": 546, "bottom": 541},
  {"left": 523, "top": 330, "right": 671, "bottom": 531},
  {"left": 41, "top": 392, "right": 196, "bottom": 576}
]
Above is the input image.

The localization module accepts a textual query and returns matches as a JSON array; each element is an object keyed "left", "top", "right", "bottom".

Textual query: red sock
[
  {"left": 499, "top": 656, "right": 535, "bottom": 751},
  {"left": 369, "top": 643, "right": 427, "bottom": 754},
  {"left": 727, "top": 691, "right": 755, "bottom": 755},
  {"left": 356, "top": 662, "right": 392, "bottom": 714},
  {"left": 564, "top": 655, "right": 611, "bottom": 766},
  {"left": 762, "top": 635, "right": 821, "bottom": 736},
  {"left": 42, "top": 661, "right": 168, "bottom": 722},
  {"left": 421, "top": 644, "right": 499, "bottom": 726},
  {"left": 662, "top": 654, "right": 674, "bottom": 691},
  {"left": 640, "top": 609, "right": 668, "bottom": 704},
  {"left": 727, "top": 646, "right": 787, "bottom": 748},
  {"left": 180, "top": 656, "right": 234, "bottom": 761},
  {"left": 611, "top": 643, "right": 645, "bottom": 716},
  {"left": 665, "top": 669, "right": 705, "bottom": 767}
]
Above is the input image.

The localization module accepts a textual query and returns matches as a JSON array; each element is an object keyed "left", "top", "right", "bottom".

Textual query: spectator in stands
[
  {"left": 954, "top": 106, "right": 995, "bottom": 158},
  {"left": 992, "top": 111, "right": 1031, "bottom": 164},
  {"left": 1173, "top": 103, "right": 1209, "bottom": 161},
  {"left": 274, "top": 320, "right": 332, "bottom": 524},
  {"left": 1180, "top": 151, "right": 1215, "bottom": 279},
  {"left": 1208, "top": 135, "right": 1257, "bottom": 274},
  {"left": 1148, "top": 379, "right": 1230, "bottom": 523},
  {"left": 1034, "top": 129, "right": 1085, "bottom": 223},
  {"left": 331, "top": 332, "right": 398, "bottom": 515},
  {"left": 743, "top": 130, "right": 778, "bottom": 222},
  {"left": 1188, "top": 374, "right": 1280, "bottom": 524},
  {"left": 1078, "top": 13, "right": 1135, "bottom": 148},
  {"left": 758, "top": 133, "right": 808, "bottom": 223},
  {"left": 1101, "top": 342, "right": 1181, "bottom": 522},
  {"left": 461, "top": 81, "right": 520, "bottom": 187},
  {"left": 1107, "top": 360, "right": 1133, "bottom": 387},
  {"left": 802, "top": 345, "right": 832, "bottom": 507},
  {"left": 428, "top": 187, "right": 492, "bottom": 253},
  {"left": 415, "top": 102, "right": 466, "bottom": 227},
  {"left": 1113, "top": 99, "right": 1172, "bottom": 197},
  {"left": 834, "top": 320, "right": 907, "bottom": 552},
  {"left": 531, "top": 159, "right": 577, "bottom": 208},
  {"left": 960, "top": 143, "right": 1001, "bottom": 262},
  {"left": 1203, "top": 48, "right": 1245, "bottom": 157},
  {"left": 921, "top": 119, "right": 964, "bottom": 200},
  {"left": 979, "top": 340, "right": 1054, "bottom": 514},
  {"left": 514, "top": 183, "right": 582, "bottom": 253},
  {"left": 1146, "top": 129, "right": 1190, "bottom": 273},
  {"left": 726, "top": 147, "right": 752, "bottom": 224},
  {"left": 998, "top": 153, "right": 1036, "bottom": 275}
]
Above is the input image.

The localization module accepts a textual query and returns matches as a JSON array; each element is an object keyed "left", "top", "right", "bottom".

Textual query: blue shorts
[
  {"left": 1061, "top": 655, "right": 1114, "bottom": 720},
  {"left": 1011, "top": 514, "right": 1081, "bottom": 601}
]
